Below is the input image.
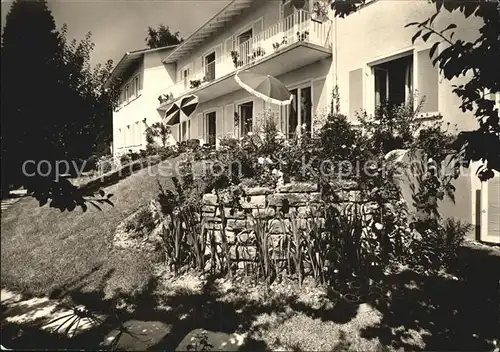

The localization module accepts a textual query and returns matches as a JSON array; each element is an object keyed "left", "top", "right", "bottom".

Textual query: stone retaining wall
[{"left": 201, "top": 181, "right": 366, "bottom": 267}]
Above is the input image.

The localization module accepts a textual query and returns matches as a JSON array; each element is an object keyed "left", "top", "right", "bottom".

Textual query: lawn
[
  {"left": 0, "top": 157, "right": 180, "bottom": 299},
  {"left": 2, "top": 242, "right": 499, "bottom": 351}
]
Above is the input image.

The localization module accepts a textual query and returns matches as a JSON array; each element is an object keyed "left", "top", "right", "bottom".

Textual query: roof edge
[
  {"left": 104, "top": 44, "right": 180, "bottom": 89},
  {"left": 161, "top": 0, "right": 237, "bottom": 64}
]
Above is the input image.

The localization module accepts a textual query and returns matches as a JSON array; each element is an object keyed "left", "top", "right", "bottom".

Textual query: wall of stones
[{"left": 201, "top": 181, "right": 364, "bottom": 268}]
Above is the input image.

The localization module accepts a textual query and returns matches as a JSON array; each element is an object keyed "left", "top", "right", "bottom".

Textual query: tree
[
  {"left": 287, "top": 0, "right": 500, "bottom": 180},
  {"left": 145, "top": 24, "right": 183, "bottom": 48},
  {"left": 1, "top": 0, "right": 114, "bottom": 210}
]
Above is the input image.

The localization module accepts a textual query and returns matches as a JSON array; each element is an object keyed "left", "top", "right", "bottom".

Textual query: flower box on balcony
[
  {"left": 158, "top": 92, "right": 173, "bottom": 104},
  {"left": 190, "top": 79, "right": 202, "bottom": 89},
  {"left": 230, "top": 50, "right": 244, "bottom": 69},
  {"left": 297, "top": 30, "right": 309, "bottom": 42}
]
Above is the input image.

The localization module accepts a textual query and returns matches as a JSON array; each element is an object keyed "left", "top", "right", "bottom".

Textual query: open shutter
[
  {"left": 349, "top": 68, "right": 363, "bottom": 120},
  {"left": 194, "top": 113, "right": 203, "bottom": 141},
  {"left": 225, "top": 37, "right": 233, "bottom": 56},
  {"left": 313, "top": 78, "right": 327, "bottom": 117},
  {"left": 417, "top": 49, "right": 439, "bottom": 114},
  {"left": 252, "top": 18, "right": 263, "bottom": 36},
  {"left": 171, "top": 123, "right": 179, "bottom": 143},
  {"left": 224, "top": 104, "right": 235, "bottom": 138},
  {"left": 189, "top": 117, "right": 197, "bottom": 140},
  {"left": 253, "top": 99, "right": 264, "bottom": 132},
  {"left": 216, "top": 44, "right": 223, "bottom": 61},
  {"left": 216, "top": 107, "right": 224, "bottom": 138}
]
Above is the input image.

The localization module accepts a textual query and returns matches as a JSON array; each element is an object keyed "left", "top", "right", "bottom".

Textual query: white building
[{"left": 104, "top": 0, "right": 498, "bottom": 244}]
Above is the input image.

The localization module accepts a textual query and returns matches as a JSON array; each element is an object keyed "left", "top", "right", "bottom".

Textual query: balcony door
[
  {"left": 204, "top": 52, "right": 216, "bottom": 82},
  {"left": 205, "top": 111, "right": 217, "bottom": 145},
  {"left": 286, "top": 86, "right": 312, "bottom": 138},
  {"left": 236, "top": 29, "right": 253, "bottom": 66},
  {"left": 281, "top": 0, "right": 310, "bottom": 34},
  {"left": 238, "top": 101, "right": 253, "bottom": 137}
]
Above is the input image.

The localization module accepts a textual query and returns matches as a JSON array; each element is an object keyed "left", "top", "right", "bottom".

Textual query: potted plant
[
  {"left": 190, "top": 79, "right": 202, "bottom": 89},
  {"left": 234, "top": 111, "right": 240, "bottom": 126},
  {"left": 230, "top": 50, "right": 240, "bottom": 68},
  {"left": 273, "top": 36, "right": 288, "bottom": 51},
  {"left": 297, "top": 30, "right": 309, "bottom": 41},
  {"left": 157, "top": 92, "right": 173, "bottom": 104}
]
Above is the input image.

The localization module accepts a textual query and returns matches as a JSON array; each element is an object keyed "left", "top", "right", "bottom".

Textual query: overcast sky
[{"left": 1, "top": 0, "right": 230, "bottom": 67}]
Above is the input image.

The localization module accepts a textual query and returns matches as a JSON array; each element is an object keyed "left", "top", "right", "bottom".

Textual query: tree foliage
[
  {"left": 1, "top": 0, "right": 116, "bottom": 210},
  {"left": 145, "top": 24, "right": 183, "bottom": 49},
  {"left": 287, "top": 0, "right": 500, "bottom": 180}
]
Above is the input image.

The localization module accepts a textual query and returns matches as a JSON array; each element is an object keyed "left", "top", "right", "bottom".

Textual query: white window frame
[
  {"left": 134, "top": 75, "right": 140, "bottom": 97},
  {"left": 180, "top": 120, "right": 190, "bottom": 142},
  {"left": 235, "top": 98, "right": 254, "bottom": 137},
  {"left": 203, "top": 109, "right": 217, "bottom": 144},
  {"left": 365, "top": 48, "right": 415, "bottom": 116},
  {"left": 284, "top": 79, "right": 314, "bottom": 137},
  {"left": 125, "top": 84, "right": 130, "bottom": 103},
  {"left": 280, "top": 0, "right": 311, "bottom": 20},
  {"left": 181, "top": 67, "right": 190, "bottom": 89}
]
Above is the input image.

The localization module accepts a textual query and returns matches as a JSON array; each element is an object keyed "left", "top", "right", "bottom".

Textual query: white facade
[
  {"left": 106, "top": 0, "right": 497, "bottom": 242},
  {"left": 106, "top": 46, "right": 177, "bottom": 156}
]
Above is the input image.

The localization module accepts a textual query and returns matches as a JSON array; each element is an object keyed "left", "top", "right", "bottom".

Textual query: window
[
  {"left": 237, "top": 29, "right": 253, "bottom": 46},
  {"left": 135, "top": 121, "right": 141, "bottom": 145},
  {"left": 125, "top": 85, "right": 130, "bottom": 103},
  {"left": 205, "top": 111, "right": 217, "bottom": 145},
  {"left": 204, "top": 52, "right": 216, "bottom": 82},
  {"left": 372, "top": 55, "right": 413, "bottom": 109},
  {"left": 281, "top": 0, "right": 310, "bottom": 19},
  {"left": 181, "top": 121, "right": 190, "bottom": 142},
  {"left": 134, "top": 76, "right": 140, "bottom": 97},
  {"left": 238, "top": 101, "right": 253, "bottom": 136},
  {"left": 126, "top": 125, "right": 131, "bottom": 146},
  {"left": 285, "top": 86, "right": 312, "bottom": 138},
  {"left": 182, "top": 69, "right": 190, "bottom": 89}
]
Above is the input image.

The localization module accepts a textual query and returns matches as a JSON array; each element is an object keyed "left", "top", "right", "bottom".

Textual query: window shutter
[
  {"left": 171, "top": 123, "right": 179, "bottom": 143},
  {"left": 313, "top": 78, "right": 326, "bottom": 117},
  {"left": 224, "top": 104, "right": 235, "bottom": 138},
  {"left": 190, "top": 115, "right": 199, "bottom": 139},
  {"left": 349, "top": 68, "right": 363, "bottom": 120},
  {"left": 225, "top": 37, "right": 233, "bottom": 56},
  {"left": 216, "top": 108, "right": 224, "bottom": 138},
  {"left": 196, "top": 113, "right": 204, "bottom": 141},
  {"left": 253, "top": 99, "right": 264, "bottom": 132},
  {"left": 417, "top": 49, "right": 439, "bottom": 114},
  {"left": 216, "top": 44, "right": 223, "bottom": 61},
  {"left": 253, "top": 18, "right": 263, "bottom": 36}
]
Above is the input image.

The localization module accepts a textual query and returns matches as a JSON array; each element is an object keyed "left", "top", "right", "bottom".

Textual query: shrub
[
  {"left": 357, "top": 97, "right": 424, "bottom": 154},
  {"left": 409, "top": 217, "right": 472, "bottom": 270},
  {"left": 83, "top": 155, "right": 99, "bottom": 172},
  {"left": 120, "top": 154, "right": 130, "bottom": 166}
]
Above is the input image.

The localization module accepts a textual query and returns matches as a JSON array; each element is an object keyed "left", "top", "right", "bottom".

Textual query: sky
[{"left": 1, "top": 0, "right": 231, "bottom": 67}]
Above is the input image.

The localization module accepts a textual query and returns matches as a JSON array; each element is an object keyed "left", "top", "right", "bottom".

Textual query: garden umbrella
[
  {"left": 164, "top": 102, "right": 181, "bottom": 125},
  {"left": 180, "top": 94, "right": 199, "bottom": 118},
  {"left": 235, "top": 71, "right": 293, "bottom": 106}
]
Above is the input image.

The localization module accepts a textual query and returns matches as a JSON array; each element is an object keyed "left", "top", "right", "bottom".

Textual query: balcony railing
[{"left": 157, "top": 10, "right": 331, "bottom": 104}]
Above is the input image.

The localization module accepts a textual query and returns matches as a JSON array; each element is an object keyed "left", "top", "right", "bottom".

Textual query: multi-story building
[
  {"left": 105, "top": 0, "right": 498, "bottom": 244},
  {"left": 104, "top": 45, "right": 178, "bottom": 155}
]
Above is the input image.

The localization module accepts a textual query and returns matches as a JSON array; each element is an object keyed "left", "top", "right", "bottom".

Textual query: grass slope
[{"left": 1, "top": 159, "right": 179, "bottom": 298}]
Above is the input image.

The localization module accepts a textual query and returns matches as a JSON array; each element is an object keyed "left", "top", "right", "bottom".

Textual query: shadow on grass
[
  {"left": 361, "top": 245, "right": 500, "bottom": 351},
  {"left": 2, "top": 244, "right": 499, "bottom": 351}
]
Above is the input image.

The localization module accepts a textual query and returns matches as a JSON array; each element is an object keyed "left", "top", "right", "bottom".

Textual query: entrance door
[{"left": 480, "top": 171, "right": 500, "bottom": 244}]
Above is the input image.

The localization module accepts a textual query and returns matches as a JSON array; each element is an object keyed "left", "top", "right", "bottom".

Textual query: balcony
[{"left": 157, "top": 10, "right": 332, "bottom": 109}]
